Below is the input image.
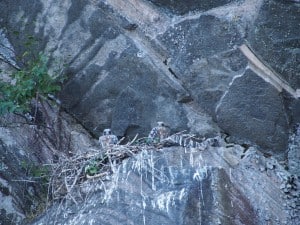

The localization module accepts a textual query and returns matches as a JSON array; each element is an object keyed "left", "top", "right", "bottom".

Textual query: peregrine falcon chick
[
  {"left": 99, "top": 128, "right": 118, "bottom": 149},
  {"left": 148, "top": 121, "right": 170, "bottom": 143}
]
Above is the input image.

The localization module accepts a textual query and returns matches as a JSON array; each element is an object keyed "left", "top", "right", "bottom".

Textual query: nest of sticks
[
  {"left": 46, "top": 132, "right": 206, "bottom": 204},
  {"left": 47, "top": 135, "right": 158, "bottom": 203}
]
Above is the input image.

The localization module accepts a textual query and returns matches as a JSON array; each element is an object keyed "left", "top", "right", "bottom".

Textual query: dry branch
[
  {"left": 47, "top": 131, "right": 207, "bottom": 205},
  {"left": 47, "top": 143, "right": 155, "bottom": 202}
]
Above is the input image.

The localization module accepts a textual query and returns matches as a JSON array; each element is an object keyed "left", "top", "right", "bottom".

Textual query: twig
[
  {"left": 46, "top": 141, "right": 167, "bottom": 208},
  {"left": 11, "top": 179, "right": 37, "bottom": 183},
  {"left": 117, "top": 137, "right": 125, "bottom": 145},
  {"left": 86, "top": 172, "right": 108, "bottom": 179},
  {"left": 127, "top": 134, "right": 139, "bottom": 146}
]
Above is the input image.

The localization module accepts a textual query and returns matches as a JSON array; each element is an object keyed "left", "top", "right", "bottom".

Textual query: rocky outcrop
[
  {"left": 147, "top": 0, "right": 238, "bottom": 15},
  {"left": 216, "top": 69, "right": 289, "bottom": 155},
  {"left": 0, "top": 0, "right": 299, "bottom": 224},
  {"left": 0, "top": 105, "right": 96, "bottom": 225},
  {"left": 31, "top": 138, "right": 300, "bottom": 225},
  {"left": 1, "top": 0, "right": 299, "bottom": 153},
  {"left": 248, "top": 0, "right": 300, "bottom": 90},
  {"left": 288, "top": 124, "right": 300, "bottom": 177}
]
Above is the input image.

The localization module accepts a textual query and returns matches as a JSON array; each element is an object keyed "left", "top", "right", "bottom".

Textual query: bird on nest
[
  {"left": 99, "top": 128, "right": 118, "bottom": 149},
  {"left": 148, "top": 121, "right": 170, "bottom": 144}
]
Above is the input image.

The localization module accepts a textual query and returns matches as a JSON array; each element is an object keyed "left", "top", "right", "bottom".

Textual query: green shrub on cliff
[{"left": 0, "top": 53, "right": 62, "bottom": 115}]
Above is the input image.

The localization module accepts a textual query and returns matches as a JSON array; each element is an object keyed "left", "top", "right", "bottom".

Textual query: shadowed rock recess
[{"left": 0, "top": 0, "right": 299, "bottom": 224}]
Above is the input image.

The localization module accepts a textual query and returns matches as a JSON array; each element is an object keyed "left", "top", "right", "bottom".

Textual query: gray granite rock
[
  {"left": 159, "top": 15, "right": 244, "bottom": 74},
  {"left": 147, "top": 0, "right": 239, "bottom": 15},
  {"left": 288, "top": 124, "right": 300, "bottom": 177},
  {"left": 248, "top": 0, "right": 300, "bottom": 90},
  {"left": 60, "top": 34, "right": 190, "bottom": 137},
  {"left": 216, "top": 69, "right": 289, "bottom": 153},
  {"left": 31, "top": 143, "right": 298, "bottom": 225},
  {"left": 0, "top": 107, "right": 96, "bottom": 225},
  {"left": 0, "top": 0, "right": 297, "bottom": 155},
  {"left": 0, "top": 0, "right": 299, "bottom": 224}
]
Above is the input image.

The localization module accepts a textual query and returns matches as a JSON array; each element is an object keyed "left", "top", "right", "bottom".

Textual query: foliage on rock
[{"left": 0, "top": 53, "right": 62, "bottom": 115}]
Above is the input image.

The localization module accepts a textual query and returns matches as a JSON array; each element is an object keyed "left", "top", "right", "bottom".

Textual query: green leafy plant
[
  {"left": 21, "top": 160, "right": 50, "bottom": 185},
  {"left": 0, "top": 53, "right": 62, "bottom": 115},
  {"left": 84, "top": 160, "right": 100, "bottom": 176}
]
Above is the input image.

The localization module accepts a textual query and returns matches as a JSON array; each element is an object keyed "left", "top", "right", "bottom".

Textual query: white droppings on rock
[
  {"left": 102, "top": 166, "right": 121, "bottom": 203},
  {"left": 193, "top": 166, "right": 209, "bottom": 182},
  {"left": 88, "top": 219, "right": 95, "bottom": 225},
  {"left": 152, "top": 188, "right": 186, "bottom": 213}
]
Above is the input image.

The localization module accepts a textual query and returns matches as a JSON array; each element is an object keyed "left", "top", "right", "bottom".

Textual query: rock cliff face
[
  {"left": 1, "top": 0, "right": 298, "bottom": 152},
  {"left": 31, "top": 139, "right": 299, "bottom": 225},
  {"left": 0, "top": 0, "right": 299, "bottom": 224},
  {"left": 0, "top": 106, "right": 96, "bottom": 224}
]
